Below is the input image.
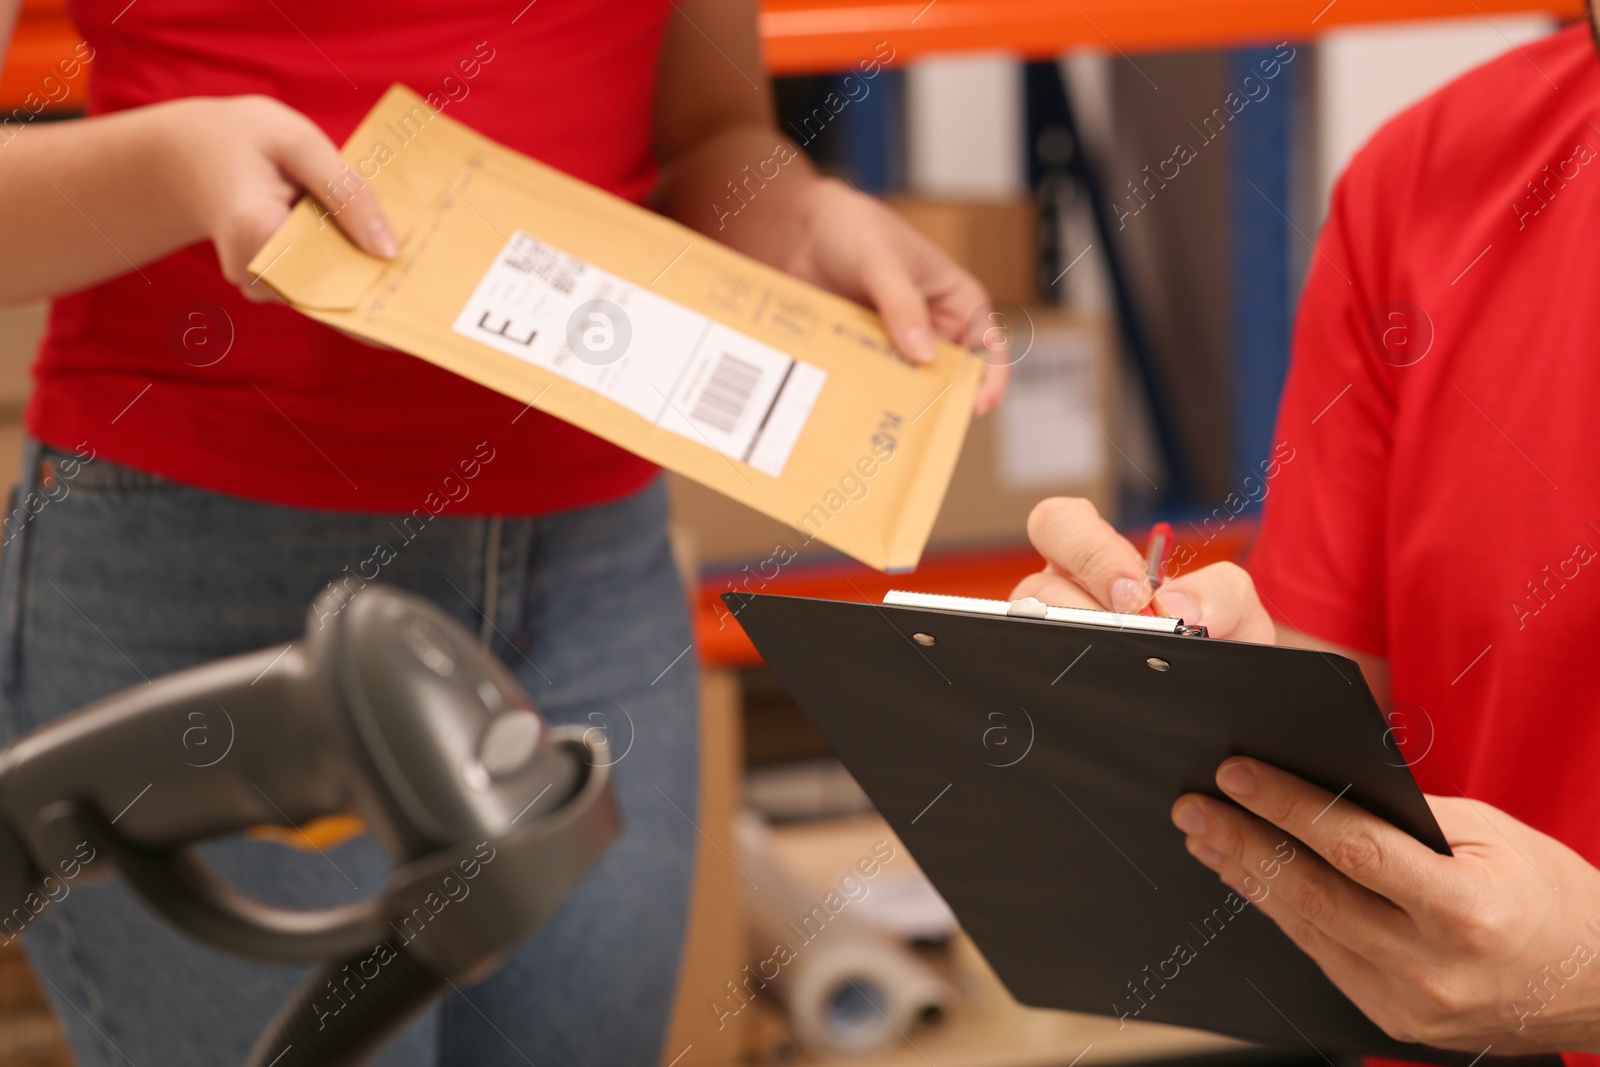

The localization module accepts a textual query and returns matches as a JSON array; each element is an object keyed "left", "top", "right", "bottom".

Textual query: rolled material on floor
[
  {"left": 735, "top": 814, "right": 956, "bottom": 1058},
  {"left": 779, "top": 935, "right": 954, "bottom": 1057}
]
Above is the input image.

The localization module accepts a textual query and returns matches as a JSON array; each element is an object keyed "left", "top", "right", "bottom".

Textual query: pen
[{"left": 1142, "top": 521, "right": 1174, "bottom": 614}]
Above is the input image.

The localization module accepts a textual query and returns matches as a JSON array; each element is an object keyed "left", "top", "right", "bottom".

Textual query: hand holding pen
[
  {"left": 1010, "top": 497, "right": 1277, "bottom": 644},
  {"left": 1141, "top": 521, "right": 1174, "bottom": 616}
]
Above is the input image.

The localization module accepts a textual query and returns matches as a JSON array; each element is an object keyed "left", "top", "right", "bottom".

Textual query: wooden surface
[
  {"left": 662, "top": 669, "right": 755, "bottom": 1065},
  {"left": 0, "top": 940, "right": 71, "bottom": 1067}
]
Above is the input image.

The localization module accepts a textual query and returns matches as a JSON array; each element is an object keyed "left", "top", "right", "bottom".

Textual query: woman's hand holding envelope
[
  {"left": 158, "top": 95, "right": 398, "bottom": 298},
  {"left": 781, "top": 178, "right": 1011, "bottom": 417}
]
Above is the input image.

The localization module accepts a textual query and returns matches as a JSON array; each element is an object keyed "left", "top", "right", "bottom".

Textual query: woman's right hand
[
  {"left": 1010, "top": 497, "right": 1278, "bottom": 643},
  {"left": 156, "top": 95, "right": 396, "bottom": 299}
]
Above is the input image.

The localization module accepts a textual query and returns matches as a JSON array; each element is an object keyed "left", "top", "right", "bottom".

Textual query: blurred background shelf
[
  {"left": 758, "top": 0, "right": 1584, "bottom": 73},
  {"left": 3, "top": 0, "right": 1585, "bottom": 106},
  {"left": 0, "top": 0, "right": 75, "bottom": 112}
]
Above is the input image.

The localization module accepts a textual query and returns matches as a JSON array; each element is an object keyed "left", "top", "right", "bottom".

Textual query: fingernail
[
  {"left": 1172, "top": 802, "right": 1205, "bottom": 836},
  {"left": 1218, "top": 761, "right": 1256, "bottom": 797},
  {"left": 1191, "top": 840, "right": 1224, "bottom": 868},
  {"left": 1110, "top": 577, "right": 1146, "bottom": 613},
  {"left": 900, "top": 326, "right": 935, "bottom": 363},
  {"left": 1156, "top": 589, "right": 1198, "bottom": 623},
  {"left": 368, "top": 219, "right": 398, "bottom": 258}
]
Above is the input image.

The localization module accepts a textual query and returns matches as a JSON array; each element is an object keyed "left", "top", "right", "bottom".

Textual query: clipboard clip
[{"left": 882, "top": 590, "right": 1207, "bottom": 638}]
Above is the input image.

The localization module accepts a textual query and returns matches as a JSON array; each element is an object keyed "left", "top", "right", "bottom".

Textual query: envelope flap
[{"left": 244, "top": 205, "right": 376, "bottom": 309}]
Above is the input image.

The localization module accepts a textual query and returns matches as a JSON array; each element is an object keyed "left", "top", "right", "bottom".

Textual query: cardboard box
[
  {"left": 938, "top": 309, "right": 1115, "bottom": 544},
  {"left": 882, "top": 197, "right": 1038, "bottom": 308},
  {"left": 669, "top": 310, "right": 1115, "bottom": 566},
  {"left": 250, "top": 86, "right": 980, "bottom": 573},
  {"left": 0, "top": 935, "right": 70, "bottom": 1065}
]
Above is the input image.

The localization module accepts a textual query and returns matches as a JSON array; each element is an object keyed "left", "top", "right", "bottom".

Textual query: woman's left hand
[
  {"left": 1174, "top": 757, "right": 1600, "bottom": 1054},
  {"left": 782, "top": 177, "right": 1011, "bottom": 416}
]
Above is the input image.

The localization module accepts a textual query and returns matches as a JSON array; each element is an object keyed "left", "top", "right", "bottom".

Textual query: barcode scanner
[{"left": 0, "top": 584, "right": 619, "bottom": 1066}]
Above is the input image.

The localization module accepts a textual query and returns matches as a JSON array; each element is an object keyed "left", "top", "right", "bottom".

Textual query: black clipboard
[{"left": 726, "top": 589, "right": 1559, "bottom": 1067}]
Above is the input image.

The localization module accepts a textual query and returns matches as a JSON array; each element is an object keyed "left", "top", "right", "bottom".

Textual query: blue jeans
[{"left": 0, "top": 439, "right": 700, "bottom": 1066}]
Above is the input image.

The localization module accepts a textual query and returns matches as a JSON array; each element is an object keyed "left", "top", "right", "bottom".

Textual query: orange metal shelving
[
  {"left": 1, "top": 0, "right": 80, "bottom": 113},
  {"left": 694, "top": 520, "right": 1257, "bottom": 669},
  {"left": 757, "top": 0, "right": 1583, "bottom": 72},
  {"left": 3, "top": 0, "right": 1585, "bottom": 109}
]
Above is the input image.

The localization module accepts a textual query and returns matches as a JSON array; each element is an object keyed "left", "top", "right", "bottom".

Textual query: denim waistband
[{"left": 33, "top": 441, "right": 169, "bottom": 494}]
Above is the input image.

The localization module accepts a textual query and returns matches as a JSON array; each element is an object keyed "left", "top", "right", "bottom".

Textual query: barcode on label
[
  {"left": 691, "top": 352, "right": 762, "bottom": 434},
  {"left": 455, "top": 230, "right": 826, "bottom": 479}
]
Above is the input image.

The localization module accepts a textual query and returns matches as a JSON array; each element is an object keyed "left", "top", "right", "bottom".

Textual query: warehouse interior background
[{"left": 0, "top": 2, "right": 1575, "bottom": 1065}]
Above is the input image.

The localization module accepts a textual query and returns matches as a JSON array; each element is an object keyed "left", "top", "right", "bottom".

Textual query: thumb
[
  {"left": 270, "top": 121, "right": 397, "bottom": 260},
  {"left": 1024, "top": 497, "right": 1150, "bottom": 612},
  {"left": 1152, "top": 562, "right": 1276, "bottom": 643},
  {"left": 860, "top": 254, "right": 936, "bottom": 365}
]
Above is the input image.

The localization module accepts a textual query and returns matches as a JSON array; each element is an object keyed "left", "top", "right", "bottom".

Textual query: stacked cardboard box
[{"left": 883, "top": 197, "right": 1038, "bottom": 308}]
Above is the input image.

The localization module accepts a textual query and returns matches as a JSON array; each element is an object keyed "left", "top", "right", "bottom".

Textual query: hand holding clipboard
[{"left": 1011, "top": 496, "right": 1600, "bottom": 1059}]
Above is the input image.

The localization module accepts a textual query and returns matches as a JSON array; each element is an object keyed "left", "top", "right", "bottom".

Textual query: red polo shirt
[
  {"left": 29, "top": 0, "right": 668, "bottom": 514},
  {"left": 1250, "top": 22, "right": 1600, "bottom": 1066}
]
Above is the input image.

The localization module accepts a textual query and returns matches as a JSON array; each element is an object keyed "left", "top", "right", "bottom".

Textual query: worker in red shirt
[
  {"left": 0, "top": 2, "right": 1003, "bottom": 1064},
  {"left": 1015, "top": 17, "right": 1600, "bottom": 1060}
]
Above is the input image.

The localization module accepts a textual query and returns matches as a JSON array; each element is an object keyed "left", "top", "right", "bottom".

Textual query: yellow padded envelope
[{"left": 248, "top": 85, "right": 979, "bottom": 572}]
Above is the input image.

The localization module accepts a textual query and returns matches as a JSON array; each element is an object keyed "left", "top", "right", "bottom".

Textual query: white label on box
[
  {"left": 996, "top": 326, "right": 1104, "bottom": 489},
  {"left": 452, "top": 232, "right": 826, "bottom": 478}
]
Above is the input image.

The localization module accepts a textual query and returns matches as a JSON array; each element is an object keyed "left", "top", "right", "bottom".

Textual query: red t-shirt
[
  {"left": 29, "top": 0, "right": 669, "bottom": 514},
  {"left": 1250, "top": 23, "right": 1600, "bottom": 1064}
]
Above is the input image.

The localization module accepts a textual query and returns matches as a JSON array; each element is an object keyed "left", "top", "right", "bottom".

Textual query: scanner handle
[
  {"left": 73, "top": 802, "right": 389, "bottom": 962},
  {"left": 0, "top": 643, "right": 345, "bottom": 876}
]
